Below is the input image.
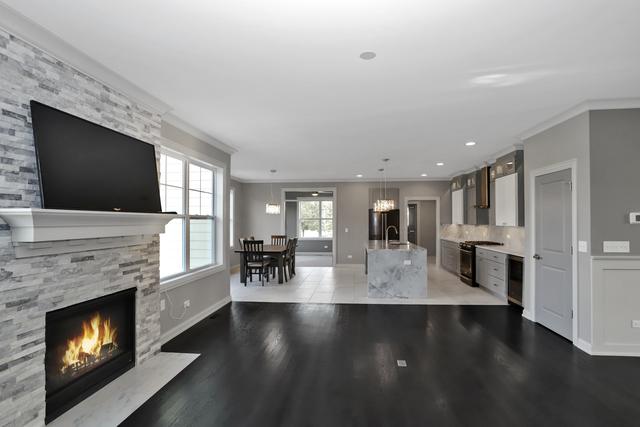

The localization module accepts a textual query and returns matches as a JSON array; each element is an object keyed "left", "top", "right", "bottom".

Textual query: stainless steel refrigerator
[{"left": 368, "top": 209, "right": 400, "bottom": 241}]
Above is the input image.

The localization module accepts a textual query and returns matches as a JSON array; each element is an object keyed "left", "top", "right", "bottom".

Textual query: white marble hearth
[{"left": 50, "top": 352, "right": 199, "bottom": 427}]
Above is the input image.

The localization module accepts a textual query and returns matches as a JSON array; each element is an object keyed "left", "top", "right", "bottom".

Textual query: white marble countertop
[
  {"left": 366, "top": 240, "right": 426, "bottom": 251},
  {"left": 476, "top": 244, "right": 524, "bottom": 257},
  {"left": 440, "top": 237, "right": 465, "bottom": 244}
]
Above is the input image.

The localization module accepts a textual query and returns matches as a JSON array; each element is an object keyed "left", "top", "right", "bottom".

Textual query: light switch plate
[
  {"left": 630, "top": 213, "right": 640, "bottom": 224},
  {"left": 345, "top": 227, "right": 349, "bottom": 233},
  {"left": 403, "top": 260, "right": 412, "bottom": 265},
  {"left": 632, "top": 320, "right": 640, "bottom": 329},
  {"left": 603, "top": 241, "right": 630, "bottom": 253},
  {"left": 347, "top": 254, "right": 353, "bottom": 259},
  {"left": 578, "top": 241, "right": 588, "bottom": 253},
  {"left": 160, "top": 299, "right": 166, "bottom": 311}
]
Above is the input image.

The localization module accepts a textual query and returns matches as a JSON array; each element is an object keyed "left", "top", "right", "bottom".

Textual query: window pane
[
  {"left": 190, "top": 218, "right": 213, "bottom": 269},
  {"left": 201, "top": 168, "right": 213, "bottom": 193},
  {"left": 189, "top": 190, "right": 201, "bottom": 215},
  {"left": 299, "top": 219, "right": 320, "bottom": 238},
  {"left": 321, "top": 201, "right": 333, "bottom": 218},
  {"left": 165, "top": 155, "right": 183, "bottom": 187},
  {"left": 321, "top": 219, "right": 333, "bottom": 238},
  {"left": 189, "top": 164, "right": 202, "bottom": 191},
  {"left": 165, "top": 185, "right": 184, "bottom": 214},
  {"left": 299, "top": 201, "right": 319, "bottom": 219},
  {"left": 160, "top": 154, "right": 167, "bottom": 184},
  {"left": 160, "top": 218, "right": 184, "bottom": 278},
  {"left": 200, "top": 192, "right": 213, "bottom": 216}
]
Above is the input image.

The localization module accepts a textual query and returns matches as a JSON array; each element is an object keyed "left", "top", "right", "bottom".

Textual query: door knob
[{"left": 533, "top": 254, "right": 542, "bottom": 260}]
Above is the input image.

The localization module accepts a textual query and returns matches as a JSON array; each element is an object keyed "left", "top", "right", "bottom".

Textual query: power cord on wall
[{"left": 161, "top": 289, "right": 187, "bottom": 320}]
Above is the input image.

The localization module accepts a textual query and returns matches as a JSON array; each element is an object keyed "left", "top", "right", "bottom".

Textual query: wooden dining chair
[
  {"left": 271, "top": 235, "right": 287, "bottom": 246},
  {"left": 283, "top": 238, "right": 296, "bottom": 281},
  {"left": 243, "top": 240, "right": 270, "bottom": 286}
]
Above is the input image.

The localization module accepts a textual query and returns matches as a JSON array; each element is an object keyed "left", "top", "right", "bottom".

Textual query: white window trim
[
  {"left": 229, "top": 188, "right": 235, "bottom": 248},
  {"left": 159, "top": 147, "right": 225, "bottom": 286},
  {"left": 297, "top": 198, "right": 334, "bottom": 240}
]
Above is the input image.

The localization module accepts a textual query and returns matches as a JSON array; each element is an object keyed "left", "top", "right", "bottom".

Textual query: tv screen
[{"left": 30, "top": 101, "right": 162, "bottom": 213}]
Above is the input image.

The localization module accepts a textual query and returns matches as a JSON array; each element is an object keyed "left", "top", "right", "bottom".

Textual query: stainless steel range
[{"left": 459, "top": 241, "right": 503, "bottom": 286}]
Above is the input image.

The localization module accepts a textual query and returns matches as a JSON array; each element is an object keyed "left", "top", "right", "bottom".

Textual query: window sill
[{"left": 160, "top": 264, "right": 226, "bottom": 291}]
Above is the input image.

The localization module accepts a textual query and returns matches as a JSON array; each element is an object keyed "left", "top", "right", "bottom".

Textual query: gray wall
[
  {"left": 524, "top": 112, "right": 592, "bottom": 343},
  {"left": 159, "top": 122, "right": 231, "bottom": 337},
  {"left": 230, "top": 179, "right": 244, "bottom": 267},
  {"left": 590, "top": 109, "right": 640, "bottom": 255},
  {"left": 417, "top": 200, "right": 437, "bottom": 254},
  {"left": 239, "top": 181, "right": 451, "bottom": 264}
]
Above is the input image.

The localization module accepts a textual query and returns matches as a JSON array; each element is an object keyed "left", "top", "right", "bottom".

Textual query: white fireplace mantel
[{"left": 0, "top": 208, "right": 177, "bottom": 243}]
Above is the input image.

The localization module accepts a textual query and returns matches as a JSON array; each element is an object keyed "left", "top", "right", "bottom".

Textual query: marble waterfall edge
[{"left": 366, "top": 241, "right": 428, "bottom": 298}]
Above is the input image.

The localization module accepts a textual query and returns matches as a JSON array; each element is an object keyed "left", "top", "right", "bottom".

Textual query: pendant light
[
  {"left": 374, "top": 158, "right": 395, "bottom": 212},
  {"left": 265, "top": 169, "right": 281, "bottom": 215}
]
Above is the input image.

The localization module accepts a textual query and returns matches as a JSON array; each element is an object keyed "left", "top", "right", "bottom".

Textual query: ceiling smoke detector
[{"left": 359, "top": 51, "right": 376, "bottom": 60}]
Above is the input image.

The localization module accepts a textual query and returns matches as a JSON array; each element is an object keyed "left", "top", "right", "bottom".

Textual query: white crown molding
[
  {"left": 0, "top": 3, "right": 171, "bottom": 114},
  {"left": 231, "top": 177, "right": 450, "bottom": 184},
  {"left": 163, "top": 113, "right": 237, "bottom": 155},
  {"left": 519, "top": 98, "right": 640, "bottom": 141},
  {"left": 449, "top": 143, "right": 523, "bottom": 178}
]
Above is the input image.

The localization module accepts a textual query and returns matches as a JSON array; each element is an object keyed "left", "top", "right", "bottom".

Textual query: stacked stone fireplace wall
[{"left": 0, "top": 28, "right": 163, "bottom": 426}]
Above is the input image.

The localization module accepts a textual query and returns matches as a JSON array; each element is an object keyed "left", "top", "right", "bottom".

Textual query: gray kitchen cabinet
[
  {"left": 441, "top": 240, "right": 460, "bottom": 274},
  {"left": 475, "top": 247, "right": 507, "bottom": 297}
]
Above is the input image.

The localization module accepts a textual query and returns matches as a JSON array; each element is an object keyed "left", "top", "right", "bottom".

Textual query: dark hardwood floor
[{"left": 122, "top": 303, "right": 640, "bottom": 427}]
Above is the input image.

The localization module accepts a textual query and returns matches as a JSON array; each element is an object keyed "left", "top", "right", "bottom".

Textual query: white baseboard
[
  {"left": 521, "top": 309, "right": 535, "bottom": 322},
  {"left": 589, "top": 349, "right": 640, "bottom": 357},
  {"left": 161, "top": 296, "right": 231, "bottom": 344},
  {"left": 575, "top": 338, "right": 593, "bottom": 355}
]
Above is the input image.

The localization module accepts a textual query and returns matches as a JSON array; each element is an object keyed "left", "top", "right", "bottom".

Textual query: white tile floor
[{"left": 231, "top": 259, "right": 506, "bottom": 305}]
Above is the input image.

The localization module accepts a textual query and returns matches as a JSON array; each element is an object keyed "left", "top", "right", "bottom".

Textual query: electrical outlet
[
  {"left": 324, "top": 245, "right": 328, "bottom": 249},
  {"left": 160, "top": 299, "right": 166, "bottom": 311},
  {"left": 345, "top": 227, "right": 349, "bottom": 233},
  {"left": 578, "top": 241, "right": 588, "bottom": 253},
  {"left": 184, "top": 299, "right": 191, "bottom": 308},
  {"left": 347, "top": 254, "right": 353, "bottom": 259},
  {"left": 403, "top": 260, "right": 412, "bottom": 265},
  {"left": 632, "top": 320, "right": 640, "bottom": 329}
]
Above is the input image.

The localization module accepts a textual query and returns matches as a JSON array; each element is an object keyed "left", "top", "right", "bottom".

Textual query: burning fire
[{"left": 61, "top": 313, "right": 118, "bottom": 375}]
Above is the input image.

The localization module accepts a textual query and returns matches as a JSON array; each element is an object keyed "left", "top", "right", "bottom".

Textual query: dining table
[{"left": 234, "top": 244, "right": 291, "bottom": 284}]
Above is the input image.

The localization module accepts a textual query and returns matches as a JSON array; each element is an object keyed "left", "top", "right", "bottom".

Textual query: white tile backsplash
[{"left": 440, "top": 224, "right": 525, "bottom": 253}]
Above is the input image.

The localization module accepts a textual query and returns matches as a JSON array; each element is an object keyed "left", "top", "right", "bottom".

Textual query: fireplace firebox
[{"left": 45, "top": 288, "right": 136, "bottom": 423}]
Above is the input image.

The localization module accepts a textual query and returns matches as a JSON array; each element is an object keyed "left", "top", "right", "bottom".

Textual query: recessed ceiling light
[
  {"left": 311, "top": 192, "right": 319, "bottom": 197},
  {"left": 420, "top": 173, "right": 428, "bottom": 177},
  {"left": 356, "top": 174, "right": 363, "bottom": 178},
  {"left": 465, "top": 141, "right": 476, "bottom": 146},
  {"left": 436, "top": 162, "right": 444, "bottom": 166},
  {"left": 359, "top": 51, "right": 376, "bottom": 60}
]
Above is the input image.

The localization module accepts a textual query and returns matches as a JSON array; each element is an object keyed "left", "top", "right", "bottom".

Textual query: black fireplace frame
[{"left": 45, "top": 287, "right": 136, "bottom": 424}]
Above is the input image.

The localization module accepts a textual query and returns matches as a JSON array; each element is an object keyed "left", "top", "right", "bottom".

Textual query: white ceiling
[{"left": 3, "top": 0, "right": 640, "bottom": 181}]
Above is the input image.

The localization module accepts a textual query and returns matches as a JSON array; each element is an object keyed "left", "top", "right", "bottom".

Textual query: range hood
[{"left": 475, "top": 167, "right": 490, "bottom": 209}]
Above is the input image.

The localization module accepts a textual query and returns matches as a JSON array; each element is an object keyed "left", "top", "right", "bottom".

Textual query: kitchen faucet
[{"left": 385, "top": 225, "right": 398, "bottom": 244}]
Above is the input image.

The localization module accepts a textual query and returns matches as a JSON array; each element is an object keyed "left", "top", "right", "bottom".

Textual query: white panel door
[
  {"left": 452, "top": 189, "right": 464, "bottom": 224},
  {"left": 495, "top": 174, "right": 518, "bottom": 226},
  {"left": 535, "top": 169, "right": 573, "bottom": 340}
]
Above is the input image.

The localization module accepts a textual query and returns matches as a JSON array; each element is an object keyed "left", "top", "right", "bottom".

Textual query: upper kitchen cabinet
[
  {"left": 492, "top": 150, "right": 524, "bottom": 226},
  {"left": 451, "top": 175, "right": 465, "bottom": 224}
]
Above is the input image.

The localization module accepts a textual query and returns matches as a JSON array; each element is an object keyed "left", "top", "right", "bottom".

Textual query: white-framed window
[
  {"left": 159, "top": 151, "right": 220, "bottom": 280},
  {"left": 229, "top": 188, "right": 235, "bottom": 247},
  {"left": 298, "top": 199, "right": 333, "bottom": 239}
]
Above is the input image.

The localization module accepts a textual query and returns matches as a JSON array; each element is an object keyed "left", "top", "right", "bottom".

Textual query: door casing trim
[
  {"left": 402, "top": 196, "right": 440, "bottom": 265},
  {"left": 528, "top": 159, "right": 578, "bottom": 346}
]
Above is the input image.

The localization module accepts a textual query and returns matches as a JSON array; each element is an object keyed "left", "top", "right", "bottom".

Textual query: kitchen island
[{"left": 365, "top": 240, "right": 428, "bottom": 298}]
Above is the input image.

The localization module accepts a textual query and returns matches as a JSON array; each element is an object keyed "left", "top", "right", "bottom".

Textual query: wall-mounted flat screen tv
[{"left": 30, "top": 101, "right": 162, "bottom": 213}]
